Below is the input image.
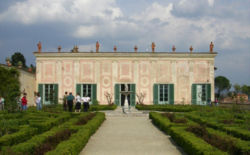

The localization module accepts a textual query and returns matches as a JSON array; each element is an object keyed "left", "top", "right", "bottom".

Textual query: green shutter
[
  {"left": 115, "top": 84, "right": 120, "bottom": 105},
  {"left": 38, "top": 84, "right": 43, "bottom": 104},
  {"left": 192, "top": 84, "right": 197, "bottom": 105},
  {"left": 76, "top": 84, "right": 81, "bottom": 96},
  {"left": 130, "top": 84, "right": 136, "bottom": 106},
  {"left": 207, "top": 83, "right": 211, "bottom": 103},
  {"left": 153, "top": 84, "right": 158, "bottom": 105},
  {"left": 92, "top": 84, "right": 97, "bottom": 101},
  {"left": 54, "top": 84, "right": 58, "bottom": 104},
  {"left": 169, "top": 84, "right": 174, "bottom": 105}
]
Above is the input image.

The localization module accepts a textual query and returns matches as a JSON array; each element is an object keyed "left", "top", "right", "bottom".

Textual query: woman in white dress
[{"left": 75, "top": 93, "right": 81, "bottom": 112}]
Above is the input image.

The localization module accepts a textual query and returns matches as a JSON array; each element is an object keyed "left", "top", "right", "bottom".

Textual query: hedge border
[
  {"left": 149, "top": 112, "right": 227, "bottom": 155},
  {"left": 46, "top": 112, "right": 105, "bottom": 155},
  {"left": 10, "top": 113, "right": 91, "bottom": 154}
]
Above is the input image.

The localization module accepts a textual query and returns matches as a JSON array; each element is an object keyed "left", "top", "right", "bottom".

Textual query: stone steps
[{"left": 102, "top": 107, "right": 148, "bottom": 117}]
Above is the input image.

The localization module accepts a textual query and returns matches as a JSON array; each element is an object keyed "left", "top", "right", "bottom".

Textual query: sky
[{"left": 0, "top": 0, "right": 249, "bottom": 85}]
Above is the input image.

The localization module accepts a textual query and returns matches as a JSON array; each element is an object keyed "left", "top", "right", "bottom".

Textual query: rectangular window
[
  {"left": 76, "top": 84, "right": 97, "bottom": 104},
  {"left": 159, "top": 84, "right": 168, "bottom": 102},
  {"left": 192, "top": 84, "right": 211, "bottom": 105},
  {"left": 38, "top": 84, "right": 58, "bottom": 105}
]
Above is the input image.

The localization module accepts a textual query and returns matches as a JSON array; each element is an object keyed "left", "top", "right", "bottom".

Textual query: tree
[
  {"left": 233, "top": 84, "right": 241, "bottom": 94},
  {"left": 104, "top": 92, "right": 113, "bottom": 105},
  {"left": 136, "top": 92, "right": 146, "bottom": 105},
  {"left": 241, "top": 85, "right": 250, "bottom": 96},
  {"left": 215, "top": 76, "right": 231, "bottom": 98},
  {"left": 0, "top": 66, "right": 20, "bottom": 112},
  {"left": 11, "top": 52, "right": 27, "bottom": 68}
]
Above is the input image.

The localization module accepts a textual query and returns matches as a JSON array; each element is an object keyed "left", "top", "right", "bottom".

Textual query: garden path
[{"left": 80, "top": 107, "right": 184, "bottom": 155}]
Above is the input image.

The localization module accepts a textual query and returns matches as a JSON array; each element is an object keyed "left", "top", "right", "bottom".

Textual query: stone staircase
[{"left": 102, "top": 106, "right": 148, "bottom": 117}]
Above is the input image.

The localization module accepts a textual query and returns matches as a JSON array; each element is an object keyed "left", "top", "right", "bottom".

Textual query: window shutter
[
  {"left": 192, "top": 84, "right": 197, "bottom": 105},
  {"left": 76, "top": 84, "right": 81, "bottom": 96},
  {"left": 38, "top": 84, "right": 43, "bottom": 104},
  {"left": 115, "top": 84, "right": 120, "bottom": 105},
  {"left": 207, "top": 83, "right": 211, "bottom": 102},
  {"left": 92, "top": 84, "right": 97, "bottom": 101},
  {"left": 169, "top": 84, "right": 174, "bottom": 105},
  {"left": 54, "top": 84, "right": 58, "bottom": 104},
  {"left": 153, "top": 84, "right": 158, "bottom": 105},
  {"left": 130, "top": 84, "right": 136, "bottom": 106}
]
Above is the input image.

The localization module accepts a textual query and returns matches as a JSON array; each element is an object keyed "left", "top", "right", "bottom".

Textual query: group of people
[
  {"left": 63, "top": 92, "right": 91, "bottom": 112},
  {"left": 17, "top": 92, "right": 42, "bottom": 111},
  {"left": 0, "top": 96, "right": 5, "bottom": 111}
]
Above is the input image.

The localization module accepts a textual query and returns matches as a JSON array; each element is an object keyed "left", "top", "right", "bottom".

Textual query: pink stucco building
[{"left": 34, "top": 51, "right": 217, "bottom": 106}]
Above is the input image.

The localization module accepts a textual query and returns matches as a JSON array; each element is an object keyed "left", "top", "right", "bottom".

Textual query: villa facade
[{"left": 34, "top": 51, "right": 217, "bottom": 106}]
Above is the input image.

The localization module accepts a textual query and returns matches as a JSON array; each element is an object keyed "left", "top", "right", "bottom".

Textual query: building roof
[
  {"left": 34, "top": 52, "right": 217, "bottom": 58},
  {"left": 0, "top": 64, "right": 35, "bottom": 75}
]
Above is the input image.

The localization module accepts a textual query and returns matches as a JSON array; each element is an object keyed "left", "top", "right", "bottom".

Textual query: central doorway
[{"left": 114, "top": 83, "right": 136, "bottom": 106}]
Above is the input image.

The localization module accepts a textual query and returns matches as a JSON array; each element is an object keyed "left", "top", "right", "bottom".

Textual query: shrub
[
  {"left": 89, "top": 104, "right": 117, "bottom": 111},
  {"left": 34, "top": 129, "right": 76, "bottom": 155},
  {"left": 173, "top": 118, "right": 188, "bottom": 124},
  {"left": 46, "top": 112, "right": 105, "bottom": 155},
  {"left": 75, "top": 113, "right": 96, "bottom": 125},
  {"left": 0, "top": 126, "right": 38, "bottom": 149}
]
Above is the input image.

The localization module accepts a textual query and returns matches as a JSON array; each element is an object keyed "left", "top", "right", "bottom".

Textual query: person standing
[
  {"left": 36, "top": 93, "right": 42, "bottom": 110},
  {"left": 82, "top": 95, "right": 90, "bottom": 112},
  {"left": 67, "top": 92, "right": 75, "bottom": 112},
  {"left": 63, "top": 92, "right": 68, "bottom": 111},
  {"left": 75, "top": 93, "right": 81, "bottom": 112},
  {"left": 21, "top": 93, "right": 28, "bottom": 111}
]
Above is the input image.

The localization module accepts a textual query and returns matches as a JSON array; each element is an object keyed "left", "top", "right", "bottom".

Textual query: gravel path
[{"left": 80, "top": 108, "right": 184, "bottom": 155}]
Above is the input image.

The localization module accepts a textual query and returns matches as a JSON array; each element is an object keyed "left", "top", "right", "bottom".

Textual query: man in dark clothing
[
  {"left": 63, "top": 92, "right": 68, "bottom": 111},
  {"left": 67, "top": 92, "right": 75, "bottom": 112}
]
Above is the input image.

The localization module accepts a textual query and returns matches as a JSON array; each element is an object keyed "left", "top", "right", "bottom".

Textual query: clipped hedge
[
  {"left": 0, "top": 125, "right": 38, "bottom": 149},
  {"left": 186, "top": 114, "right": 250, "bottom": 141},
  {"left": 46, "top": 112, "right": 105, "bottom": 155},
  {"left": 206, "top": 128, "right": 250, "bottom": 155},
  {"left": 9, "top": 113, "right": 94, "bottom": 154},
  {"left": 89, "top": 104, "right": 117, "bottom": 111},
  {"left": 136, "top": 104, "right": 200, "bottom": 112},
  {"left": 149, "top": 112, "right": 227, "bottom": 155},
  {"left": 29, "top": 113, "right": 71, "bottom": 133},
  {"left": 169, "top": 127, "right": 227, "bottom": 155}
]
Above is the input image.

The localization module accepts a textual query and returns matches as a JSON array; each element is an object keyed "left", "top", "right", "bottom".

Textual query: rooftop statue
[
  {"left": 151, "top": 42, "right": 156, "bottom": 53},
  {"left": 134, "top": 45, "right": 138, "bottom": 52},
  {"left": 210, "top": 42, "right": 214, "bottom": 53},
  {"left": 189, "top": 46, "right": 193, "bottom": 53},
  {"left": 96, "top": 41, "right": 100, "bottom": 52},
  {"left": 37, "top": 41, "right": 42, "bottom": 53},
  {"left": 172, "top": 45, "right": 176, "bottom": 52},
  {"left": 58, "top": 46, "right": 61, "bottom": 52},
  {"left": 114, "top": 45, "right": 117, "bottom": 52},
  {"left": 72, "top": 45, "right": 78, "bottom": 53}
]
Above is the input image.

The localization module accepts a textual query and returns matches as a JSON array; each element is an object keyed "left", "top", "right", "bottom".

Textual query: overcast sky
[{"left": 0, "top": 0, "right": 249, "bottom": 85}]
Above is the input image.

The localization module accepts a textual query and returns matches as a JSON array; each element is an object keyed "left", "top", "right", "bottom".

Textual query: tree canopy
[
  {"left": 11, "top": 52, "right": 26, "bottom": 68},
  {"left": 215, "top": 76, "right": 231, "bottom": 98},
  {"left": 0, "top": 66, "right": 20, "bottom": 112}
]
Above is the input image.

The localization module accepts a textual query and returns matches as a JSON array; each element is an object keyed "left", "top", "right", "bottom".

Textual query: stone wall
[{"left": 19, "top": 69, "right": 36, "bottom": 106}]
